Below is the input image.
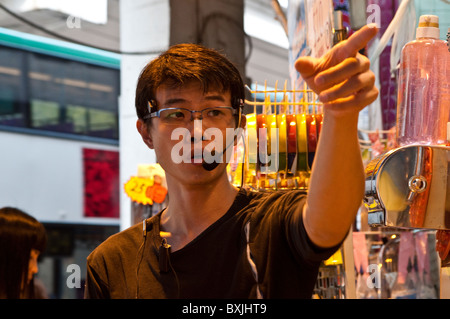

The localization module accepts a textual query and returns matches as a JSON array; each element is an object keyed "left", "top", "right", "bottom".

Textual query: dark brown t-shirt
[{"left": 84, "top": 188, "right": 341, "bottom": 299}]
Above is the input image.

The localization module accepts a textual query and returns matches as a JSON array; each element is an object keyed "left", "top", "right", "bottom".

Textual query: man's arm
[{"left": 294, "top": 24, "right": 379, "bottom": 248}]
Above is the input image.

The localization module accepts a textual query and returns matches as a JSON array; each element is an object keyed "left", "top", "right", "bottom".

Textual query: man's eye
[
  {"left": 166, "top": 111, "right": 185, "bottom": 119},
  {"left": 207, "top": 109, "right": 223, "bottom": 117}
]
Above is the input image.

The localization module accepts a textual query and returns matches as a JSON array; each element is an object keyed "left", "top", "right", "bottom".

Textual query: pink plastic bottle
[{"left": 396, "top": 15, "right": 450, "bottom": 146}]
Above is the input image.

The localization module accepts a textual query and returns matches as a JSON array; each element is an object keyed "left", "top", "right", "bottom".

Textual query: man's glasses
[{"left": 143, "top": 105, "right": 237, "bottom": 127}]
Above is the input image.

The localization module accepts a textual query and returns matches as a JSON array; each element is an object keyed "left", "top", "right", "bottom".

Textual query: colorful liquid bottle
[
  {"left": 286, "top": 114, "right": 297, "bottom": 174},
  {"left": 306, "top": 113, "right": 317, "bottom": 168},
  {"left": 276, "top": 113, "right": 287, "bottom": 174},
  {"left": 296, "top": 113, "right": 308, "bottom": 172},
  {"left": 245, "top": 113, "right": 257, "bottom": 186},
  {"left": 266, "top": 113, "right": 278, "bottom": 176},
  {"left": 256, "top": 113, "right": 268, "bottom": 188},
  {"left": 396, "top": 15, "right": 450, "bottom": 146},
  {"left": 315, "top": 112, "right": 323, "bottom": 138}
]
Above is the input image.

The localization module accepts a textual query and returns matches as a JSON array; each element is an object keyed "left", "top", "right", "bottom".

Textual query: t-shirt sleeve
[
  {"left": 278, "top": 192, "right": 342, "bottom": 264},
  {"left": 287, "top": 208, "right": 342, "bottom": 264}
]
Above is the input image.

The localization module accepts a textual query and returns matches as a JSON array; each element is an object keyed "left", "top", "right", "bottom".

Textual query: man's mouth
[{"left": 191, "top": 155, "right": 203, "bottom": 164}]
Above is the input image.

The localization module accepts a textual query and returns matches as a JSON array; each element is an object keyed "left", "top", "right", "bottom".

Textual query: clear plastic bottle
[{"left": 396, "top": 15, "right": 450, "bottom": 146}]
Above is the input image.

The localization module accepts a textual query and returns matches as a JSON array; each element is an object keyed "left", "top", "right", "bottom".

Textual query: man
[{"left": 85, "top": 24, "right": 378, "bottom": 299}]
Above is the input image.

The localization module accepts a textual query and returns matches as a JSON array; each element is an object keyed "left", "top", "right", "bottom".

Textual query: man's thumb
[{"left": 294, "top": 56, "right": 318, "bottom": 79}]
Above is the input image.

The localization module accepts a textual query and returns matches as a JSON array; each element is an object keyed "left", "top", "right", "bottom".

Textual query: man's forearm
[
  {"left": 302, "top": 111, "right": 365, "bottom": 248},
  {"left": 294, "top": 24, "right": 378, "bottom": 248}
]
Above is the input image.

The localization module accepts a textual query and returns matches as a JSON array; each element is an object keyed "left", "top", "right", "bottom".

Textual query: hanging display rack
[{"left": 229, "top": 80, "right": 323, "bottom": 192}]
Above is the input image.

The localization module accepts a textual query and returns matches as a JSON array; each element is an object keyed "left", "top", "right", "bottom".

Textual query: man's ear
[
  {"left": 136, "top": 119, "right": 154, "bottom": 149},
  {"left": 238, "top": 113, "right": 246, "bottom": 130},
  {"left": 233, "top": 112, "right": 247, "bottom": 146}
]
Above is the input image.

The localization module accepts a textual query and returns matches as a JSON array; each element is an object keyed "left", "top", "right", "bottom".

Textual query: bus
[{"left": 0, "top": 26, "right": 121, "bottom": 143}]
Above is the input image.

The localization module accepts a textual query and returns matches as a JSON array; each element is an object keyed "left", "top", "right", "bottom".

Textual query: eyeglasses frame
[{"left": 143, "top": 103, "right": 238, "bottom": 123}]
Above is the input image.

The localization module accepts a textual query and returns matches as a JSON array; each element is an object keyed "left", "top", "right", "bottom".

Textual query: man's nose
[
  {"left": 189, "top": 110, "right": 203, "bottom": 121},
  {"left": 189, "top": 119, "right": 205, "bottom": 143}
]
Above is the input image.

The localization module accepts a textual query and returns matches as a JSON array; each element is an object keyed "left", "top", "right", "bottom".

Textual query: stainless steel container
[{"left": 364, "top": 145, "right": 450, "bottom": 230}]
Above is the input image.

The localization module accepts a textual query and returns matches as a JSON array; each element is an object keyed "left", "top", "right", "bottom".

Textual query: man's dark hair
[{"left": 135, "top": 43, "right": 245, "bottom": 120}]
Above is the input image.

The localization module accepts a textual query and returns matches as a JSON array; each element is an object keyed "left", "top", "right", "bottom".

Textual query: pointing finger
[
  {"left": 325, "top": 23, "right": 379, "bottom": 67},
  {"left": 294, "top": 23, "right": 378, "bottom": 93}
]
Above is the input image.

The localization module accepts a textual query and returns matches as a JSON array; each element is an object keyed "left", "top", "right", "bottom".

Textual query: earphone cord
[{"left": 168, "top": 254, "right": 181, "bottom": 299}]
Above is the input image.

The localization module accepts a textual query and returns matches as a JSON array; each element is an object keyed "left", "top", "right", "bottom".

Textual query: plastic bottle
[{"left": 396, "top": 15, "right": 450, "bottom": 146}]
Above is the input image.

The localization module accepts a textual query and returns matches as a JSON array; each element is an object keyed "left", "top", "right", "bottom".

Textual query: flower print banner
[{"left": 83, "top": 148, "right": 120, "bottom": 218}]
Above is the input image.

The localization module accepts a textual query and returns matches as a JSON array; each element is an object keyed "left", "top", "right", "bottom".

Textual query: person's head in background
[{"left": 0, "top": 207, "right": 47, "bottom": 299}]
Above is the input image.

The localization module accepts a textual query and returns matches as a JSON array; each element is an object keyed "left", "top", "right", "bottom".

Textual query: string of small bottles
[{"left": 229, "top": 80, "right": 323, "bottom": 191}]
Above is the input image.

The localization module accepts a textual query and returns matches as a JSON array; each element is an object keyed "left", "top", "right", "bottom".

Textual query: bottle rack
[{"left": 229, "top": 81, "right": 323, "bottom": 192}]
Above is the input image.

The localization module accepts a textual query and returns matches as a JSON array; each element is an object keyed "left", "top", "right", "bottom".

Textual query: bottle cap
[
  {"left": 416, "top": 15, "right": 440, "bottom": 39},
  {"left": 334, "top": 10, "right": 344, "bottom": 30}
]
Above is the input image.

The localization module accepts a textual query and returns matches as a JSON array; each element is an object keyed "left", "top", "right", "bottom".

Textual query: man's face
[{"left": 138, "top": 81, "right": 239, "bottom": 186}]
